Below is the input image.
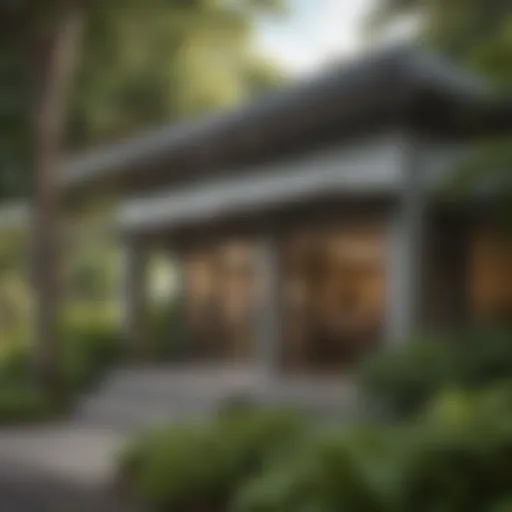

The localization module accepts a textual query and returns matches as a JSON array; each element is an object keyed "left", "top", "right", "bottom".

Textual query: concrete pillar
[
  {"left": 253, "top": 234, "right": 281, "bottom": 376},
  {"left": 385, "top": 134, "right": 427, "bottom": 343},
  {"left": 122, "top": 238, "right": 149, "bottom": 358}
]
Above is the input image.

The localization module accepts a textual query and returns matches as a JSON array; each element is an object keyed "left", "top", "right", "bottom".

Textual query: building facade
[{"left": 4, "top": 47, "right": 507, "bottom": 375}]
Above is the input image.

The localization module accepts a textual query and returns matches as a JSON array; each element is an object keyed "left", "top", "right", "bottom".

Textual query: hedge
[
  {"left": 117, "top": 408, "right": 308, "bottom": 511},
  {"left": 359, "top": 325, "right": 512, "bottom": 418}
]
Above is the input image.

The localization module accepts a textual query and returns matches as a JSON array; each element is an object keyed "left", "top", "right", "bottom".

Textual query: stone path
[
  {"left": 0, "top": 364, "right": 357, "bottom": 510},
  {"left": 0, "top": 423, "right": 134, "bottom": 511}
]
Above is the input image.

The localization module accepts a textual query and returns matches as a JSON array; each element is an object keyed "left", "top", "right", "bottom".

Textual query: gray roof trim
[{"left": 117, "top": 133, "right": 405, "bottom": 233}]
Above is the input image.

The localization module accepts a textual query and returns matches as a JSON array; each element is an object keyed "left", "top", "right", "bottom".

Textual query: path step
[{"left": 74, "top": 365, "right": 359, "bottom": 430}]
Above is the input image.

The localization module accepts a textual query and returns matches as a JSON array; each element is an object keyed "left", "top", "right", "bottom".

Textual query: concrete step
[
  {"left": 74, "top": 364, "right": 260, "bottom": 429},
  {"left": 73, "top": 364, "right": 359, "bottom": 430},
  {"left": 75, "top": 396, "right": 214, "bottom": 430},
  {"left": 96, "top": 365, "right": 262, "bottom": 398}
]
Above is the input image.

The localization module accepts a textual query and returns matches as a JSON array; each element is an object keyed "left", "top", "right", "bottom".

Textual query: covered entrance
[
  {"left": 125, "top": 209, "right": 388, "bottom": 374},
  {"left": 104, "top": 49, "right": 508, "bottom": 378}
]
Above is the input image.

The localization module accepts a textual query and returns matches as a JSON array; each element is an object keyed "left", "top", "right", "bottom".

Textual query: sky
[
  {"left": 256, "top": 0, "right": 374, "bottom": 76},
  {"left": 256, "top": 0, "right": 418, "bottom": 76}
]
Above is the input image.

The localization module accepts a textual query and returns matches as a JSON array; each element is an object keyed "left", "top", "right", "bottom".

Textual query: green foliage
[
  {"left": 63, "top": 213, "right": 119, "bottom": 303},
  {"left": 400, "top": 384, "right": 512, "bottom": 511},
  {"left": 0, "top": 0, "right": 285, "bottom": 198},
  {"left": 0, "top": 306, "right": 123, "bottom": 422},
  {"left": 455, "top": 326, "right": 512, "bottom": 387},
  {"left": 368, "top": 0, "right": 511, "bottom": 63},
  {"left": 0, "top": 340, "right": 32, "bottom": 387},
  {"left": 469, "top": 19, "right": 512, "bottom": 90},
  {"left": 0, "top": 385, "right": 55, "bottom": 425},
  {"left": 235, "top": 383, "right": 512, "bottom": 512},
  {"left": 450, "top": 135, "right": 512, "bottom": 230},
  {"left": 118, "top": 327, "right": 512, "bottom": 512},
  {"left": 232, "top": 426, "right": 401, "bottom": 512},
  {"left": 0, "top": 230, "right": 31, "bottom": 342},
  {"left": 118, "top": 408, "right": 307, "bottom": 511},
  {"left": 359, "top": 326, "right": 512, "bottom": 418},
  {"left": 370, "top": 0, "right": 512, "bottom": 229},
  {"left": 359, "top": 336, "right": 459, "bottom": 418},
  {"left": 149, "top": 299, "right": 186, "bottom": 359},
  {"left": 0, "top": 33, "right": 30, "bottom": 200},
  {"left": 58, "top": 311, "right": 122, "bottom": 392}
]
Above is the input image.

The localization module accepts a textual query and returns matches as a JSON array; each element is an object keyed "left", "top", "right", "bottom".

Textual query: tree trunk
[{"left": 32, "top": 0, "right": 84, "bottom": 394}]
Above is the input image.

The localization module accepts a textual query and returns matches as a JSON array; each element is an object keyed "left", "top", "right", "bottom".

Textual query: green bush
[
  {"left": 232, "top": 425, "right": 401, "bottom": 512},
  {"left": 399, "top": 383, "right": 512, "bottom": 512},
  {"left": 455, "top": 325, "right": 512, "bottom": 388},
  {"left": 359, "top": 336, "right": 459, "bottom": 418},
  {"left": 118, "top": 382, "right": 512, "bottom": 512},
  {"left": 359, "top": 326, "right": 512, "bottom": 418},
  {"left": 0, "top": 308, "right": 123, "bottom": 423},
  {"left": 58, "top": 318, "right": 122, "bottom": 392},
  {"left": 117, "top": 409, "right": 308, "bottom": 511},
  {"left": 235, "top": 383, "right": 512, "bottom": 512},
  {"left": 149, "top": 299, "right": 186, "bottom": 359},
  {"left": 0, "top": 343, "right": 54, "bottom": 423},
  {"left": 0, "top": 309, "right": 122, "bottom": 392},
  {"left": 0, "top": 341, "right": 31, "bottom": 386},
  {"left": 0, "top": 385, "right": 55, "bottom": 424}
]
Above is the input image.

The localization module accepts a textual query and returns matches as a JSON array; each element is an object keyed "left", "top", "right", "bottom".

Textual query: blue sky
[{"left": 256, "top": 0, "right": 374, "bottom": 75}]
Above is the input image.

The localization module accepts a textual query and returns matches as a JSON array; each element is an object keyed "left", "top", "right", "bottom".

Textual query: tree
[
  {"left": 68, "top": 0, "right": 284, "bottom": 149},
  {"left": 369, "top": 0, "right": 512, "bottom": 228},
  {"left": 29, "top": 0, "right": 85, "bottom": 392},
  {"left": 368, "top": 0, "right": 511, "bottom": 64},
  {"left": 0, "top": 0, "right": 284, "bottom": 393},
  {"left": 0, "top": 0, "right": 284, "bottom": 198}
]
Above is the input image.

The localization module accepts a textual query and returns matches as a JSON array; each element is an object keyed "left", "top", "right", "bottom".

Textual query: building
[{"left": 5, "top": 47, "right": 512, "bottom": 375}]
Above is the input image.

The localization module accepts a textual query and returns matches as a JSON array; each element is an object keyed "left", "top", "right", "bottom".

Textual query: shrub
[
  {"left": 0, "top": 344, "right": 55, "bottom": 424},
  {"left": 359, "top": 336, "right": 459, "bottom": 418},
  {"left": 0, "top": 308, "right": 123, "bottom": 423},
  {"left": 232, "top": 425, "right": 401, "bottom": 512},
  {"left": 359, "top": 326, "right": 512, "bottom": 418},
  {"left": 235, "top": 383, "right": 512, "bottom": 512},
  {"left": 149, "top": 299, "right": 186, "bottom": 359},
  {"left": 0, "top": 341, "right": 31, "bottom": 386},
  {"left": 454, "top": 325, "right": 512, "bottom": 388},
  {"left": 58, "top": 318, "right": 122, "bottom": 392},
  {"left": 117, "top": 409, "right": 307, "bottom": 511},
  {"left": 0, "top": 386, "right": 55, "bottom": 424},
  {"left": 0, "top": 308, "right": 123, "bottom": 393},
  {"left": 399, "top": 382, "right": 512, "bottom": 511},
  {"left": 119, "top": 382, "right": 512, "bottom": 512}
]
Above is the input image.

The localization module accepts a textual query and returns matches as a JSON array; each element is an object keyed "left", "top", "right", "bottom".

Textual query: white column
[
  {"left": 385, "top": 134, "right": 427, "bottom": 343},
  {"left": 122, "top": 238, "right": 149, "bottom": 357},
  {"left": 253, "top": 234, "right": 281, "bottom": 376}
]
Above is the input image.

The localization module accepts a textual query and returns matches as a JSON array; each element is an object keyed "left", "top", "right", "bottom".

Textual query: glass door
[{"left": 281, "top": 223, "right": 385, "bottom": 373}]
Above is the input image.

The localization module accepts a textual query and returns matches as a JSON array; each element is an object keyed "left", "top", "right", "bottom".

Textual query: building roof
[
  {"left": 1, "top": 46, "right": 509, "bottom": 231},
  {"left": 118, "top": 132, "right": 408, "bottom": 234},
  {"left": 63, "top": 45, "right": 509, "bottom": 196}
]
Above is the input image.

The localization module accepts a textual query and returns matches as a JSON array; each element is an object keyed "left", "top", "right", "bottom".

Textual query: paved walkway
[
  {"left": 0, "top": 365, "right": 357, "bottom": 510},
  {"left": 0, "top": 422, "right": 136, "bottom": 511}
]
